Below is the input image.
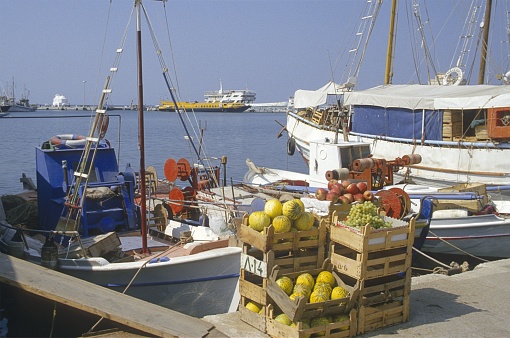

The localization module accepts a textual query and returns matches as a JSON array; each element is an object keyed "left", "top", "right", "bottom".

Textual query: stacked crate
[
  {"left": 442, "top": 110, "right": 463, "bottom": 141},
  {"left": 329, "top": 211, "right": 415, "bottom": 335},
  {"left": 265, "top": 259, "right": 359, "bottom": 337},
  {"left": 237, "top": 214, "right": 327, "bottom": 333}
]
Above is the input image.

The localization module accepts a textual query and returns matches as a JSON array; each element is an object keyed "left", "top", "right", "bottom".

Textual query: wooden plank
[{"left": 0, "top": 253, "right": 216, "bottom": 338}]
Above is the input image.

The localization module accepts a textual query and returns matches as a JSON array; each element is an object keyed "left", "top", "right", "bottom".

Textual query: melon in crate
[
  {"left": 293, "top": 211, "right": 315, "bottom": 231},
  {"left": 248, "top": 211, "right": 270, "bottom": 231},
  {"left": 274, "top": 313, "right": 292, "bottom": 326},
  {"left": 295, "top": 273, "right": 315, "bottom": 291},
  {"left": 333, "top": 314, "right": 350, "bottom": 331},
  {"left": 316, "top": 270, "right": 336, "bottom": 287},
  {"left": 310, "top": 316, "right": 333, "bottom": 336},
  {"left": 310, "top": 290, "right": 329, "bottom": 303},
  {"left": 282, "top": 199, "right": 304, "bottom": 220},
  {"left": 276, "top": 276, "right": 294, "bottom": 296},
  {"left": 264, "top": 198, "right": 283, "bottom": 219},
  {"left": 272, "top": 215, "right": 292, "bottom": 233},
  {"left": 245, "top": 301, "right": 262, "bottom": 313},
  {"left": 331, "top": 286, "right": 350, "bottom": 300}
]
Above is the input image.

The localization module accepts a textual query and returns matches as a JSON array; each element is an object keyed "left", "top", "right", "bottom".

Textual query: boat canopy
[
  {"left": 293, "top": 81, "right": 345, "bottom": 109},
  {"left": 343, "top": 84, "right": 510, "bottom": 110}
]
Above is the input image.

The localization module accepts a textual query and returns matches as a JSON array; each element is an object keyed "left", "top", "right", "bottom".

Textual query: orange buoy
[
  {"left": 168, "top": 187, "right": 185, "bottom": 214},
  {"left": 177, "top": 158, "right": 192, "bottom": 181},
  {"left": 164, "top": 158, "right": 178, "bottom": 182}
]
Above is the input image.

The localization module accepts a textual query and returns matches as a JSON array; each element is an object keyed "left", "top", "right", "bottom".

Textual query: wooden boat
[
  {"left": 0, "top": 0, "right": 248, "bottom": 318},
  {"left": 286, "top": 1, "right": 510, "bottom": 199}
]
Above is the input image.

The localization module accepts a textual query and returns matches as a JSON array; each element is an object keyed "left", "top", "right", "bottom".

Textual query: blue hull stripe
[{"left": 105, "top": 272, "right": 240, "bottom": 288}]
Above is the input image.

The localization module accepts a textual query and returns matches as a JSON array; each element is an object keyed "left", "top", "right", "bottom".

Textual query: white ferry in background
[
  {"left": 204, "top": 83, "right": 256, "bottom": 105},
  {"left": 159, "top": 81, "right": 256, "bottom": 113}
]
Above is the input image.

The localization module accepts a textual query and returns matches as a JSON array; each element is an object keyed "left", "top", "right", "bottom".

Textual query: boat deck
[{"left": 0, "top": 253, "right": 222, "bottom": 337}]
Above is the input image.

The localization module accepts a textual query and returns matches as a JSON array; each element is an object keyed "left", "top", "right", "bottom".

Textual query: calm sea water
[{"left": 0, "top": 110, "right": 308, "bottom": 195}]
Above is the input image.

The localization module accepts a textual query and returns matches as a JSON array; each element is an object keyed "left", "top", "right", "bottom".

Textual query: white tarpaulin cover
[
  {"left": 293, "top": 81, "right": 345, "bottom": 108},
  {"left": 343, "top": 84, "right": 510, "bottom": 110}
]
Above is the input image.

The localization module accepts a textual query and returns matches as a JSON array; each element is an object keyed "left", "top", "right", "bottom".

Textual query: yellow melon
[
  {"left": 282, "top": 199, "right": 304, "bottom": 220},
  {"left": 333, "top": 314, "right": 350, "bottom": 330},
  {"left": 289, "top": 292, "right": 306, "bottom": 301},
  {"left": 331, "top": 286, "right": 350, "bottom": 300},
  {"left": 248, "top": 211, "right": 270, "bottom": 231},
  {"left": 316, "top": 271, "right": 336, "bottom": 288},
  {"left": 264, "top": 198, "right": 283, "bottom": 219},
  {"left": 274, "top": 313, "right": 292, "bottom": 326},
  {"left": 293, "top": 211, "right": 315, "bottom": 231},
  {"left": 310, "top": 290, "right": 329, "bottom": 303},
  {"left": 276, "top": 276, "right": 294, "bottom": 296},
  {"left": 272, "top": 215, "right": 292, "bottom": 233},
  {"left": 310, "top": 316, "right": 332, "bottom": 336},
  {"left": 293, "top": 283, "right": 312, "bottom": 299},
  {"left": 313, "top": 282, "right": 332, "bottom": 297},
  {"left": 296, "top": 273, "right": 314, "bottom": 289},
  {"left": 245, "top": 301, "right": 262, "bottom": 313}
]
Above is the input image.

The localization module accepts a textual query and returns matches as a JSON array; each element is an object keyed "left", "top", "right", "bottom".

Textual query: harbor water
[{"left": 0, "top": 110, "right": 308, "bottom": 195}]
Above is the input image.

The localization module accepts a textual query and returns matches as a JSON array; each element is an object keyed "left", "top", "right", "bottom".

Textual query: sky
[{"left": 1, "top": 0, "right": 510, "bottom": 106}]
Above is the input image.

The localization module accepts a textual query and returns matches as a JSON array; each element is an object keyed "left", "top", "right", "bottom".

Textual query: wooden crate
[
  {"left": 241, "top": 244, "right": 325, "bottom": 278},
  {"left": 442, "top": 110, "right": 462, "bottom": 124},
  {"left": 265, "top": 259, "right": 359, "bottom": 322},
  {"left": 357, "top": 299, "right": 410, "bottom": 334},
  {"left": 63, "top": 232, "right": 121, "bottom": 258},
  {"left": 239, "top": 295, "right": 268, "bottom": 333},
  {"left": 358, "top": 269, "right": 411, "bottom": 306},
  {"left": 238, "top": 214, "right": 327, "bottom": 253},
  {"left": 266, "top": 306, "right": 357, "bottom": 338},
  {"left": 330, "top": 213, "right": 413, "bottom": 253},
  {"left": 475, "top": 124, "right": 489, "bottom": 140},
  {"left": 330, "top": 242, "right": 411, "bottom": 280},
  {"left": 442, "top": 122, "right": 463, "bottom": 137}
]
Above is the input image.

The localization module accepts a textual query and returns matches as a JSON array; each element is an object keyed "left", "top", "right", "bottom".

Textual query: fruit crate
[
  {"left": 242, "top": 244, "right": 326, "bottom": 278},
  {"left": 330, "top": 241, "right": 412, "bottom": 281},
  {"left": 331, "top": 211, "right": 413, "bottom": 252},
  {"left": 266, "top": 306, "right": 357, "bottom": 338},
  {"left": 239, "top": 295, "right": 268, "bottom": 333},
  {"left": 238, "top": 214, "right": 327, "bottom": 253},
  {"left": 357, "top": 298, "right": 410, "bottom": 334},
  {"left": 265, "top": 259, "right": 359, "bottom": 323},
  {"left": 336, "top": 268, "right": 412, "bottom": 307},
  {"left": 238, "top": 272, "right": 271, "bottom": 333}
]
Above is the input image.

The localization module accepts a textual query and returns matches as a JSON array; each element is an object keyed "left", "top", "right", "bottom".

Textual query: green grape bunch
[{"left": 343, "top": 201, "right": 392, "bottom": 229}]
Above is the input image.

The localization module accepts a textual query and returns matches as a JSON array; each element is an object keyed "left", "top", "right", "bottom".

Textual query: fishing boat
[
  {"left": 0, "top": 0, "right": 246, "bottom": 318},
  {"left": 285, "top": 0, "right": 510, "bottom": 198},
  {"left": 159, "top": 82, "right": 255, "bottom": 113},
  {"left": 243, "top": 136, "right": 510, "bottom": 260},
  {"left": 0, "top": 80, "right": 35, "bottom": 112}
]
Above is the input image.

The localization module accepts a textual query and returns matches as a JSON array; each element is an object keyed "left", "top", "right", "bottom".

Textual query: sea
[{"left": 0, "top": 110, "right": 308, "bottom": 196}]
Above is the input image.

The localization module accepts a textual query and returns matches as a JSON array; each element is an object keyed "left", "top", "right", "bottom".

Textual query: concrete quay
[{"left": 204, "top": 258, "right": 510, "bottom": 337}]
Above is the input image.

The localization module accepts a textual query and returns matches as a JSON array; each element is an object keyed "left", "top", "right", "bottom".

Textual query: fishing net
[{"left": 1, "top": 195, "right": 38, "bottom": 229}]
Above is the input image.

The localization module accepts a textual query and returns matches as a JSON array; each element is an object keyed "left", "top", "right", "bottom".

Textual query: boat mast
[
  {"left": 136, "top": 0, "right": 149, "bottom": 254},
  {"left": 478, "top": 0, "right": 492, "bottom": 84},
  {"left": 384, "top": 0, "right": 397, "bottom": 84}
]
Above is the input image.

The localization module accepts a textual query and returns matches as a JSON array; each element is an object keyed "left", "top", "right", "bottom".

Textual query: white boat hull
[
  {"left": 59, "top": 246, "right": 241, "bottom": 318},
  {"left": 424, "top": 214, "right": 510, "bottom": 258},
  {"left": 287, "top": 112, "right": 510, "bottom": 187}
]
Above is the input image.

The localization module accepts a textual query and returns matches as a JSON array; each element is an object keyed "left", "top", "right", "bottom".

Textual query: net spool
[
  {"left": 164, "top": 158, "right": 178, "bottom": 182},
  {"left": 168, "top": 187, "right": 185, "bottom": 214},
  {"left": 352, "top": 158, "right": 375, "bottom": 171},
  {"left": 402, "top": 154, "right": 422, "bottom": 165},
  {"left": 182, "top": 186, "right": 196, "bottom": 200},
  {"left": 177, "top": 158, "right": 192, "bottom": 181},
  {"left": 325, "top": 168, "right": 350, "bottom": 181}
]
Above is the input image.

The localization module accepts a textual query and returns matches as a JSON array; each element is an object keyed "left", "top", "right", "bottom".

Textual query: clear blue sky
[{"left": 1, "top": 0, "right": 509, "bottom": 106}]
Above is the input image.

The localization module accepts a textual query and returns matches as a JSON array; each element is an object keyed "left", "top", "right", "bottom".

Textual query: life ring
[
  {"left": 50, "top": 134, "right": 87, "bottom": 148},
  {"left": 287, "top": 137, "right": 296, "bottom": 156},
  {"left": 442, "top": 67, "right": 463, "bottom": 86}
]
